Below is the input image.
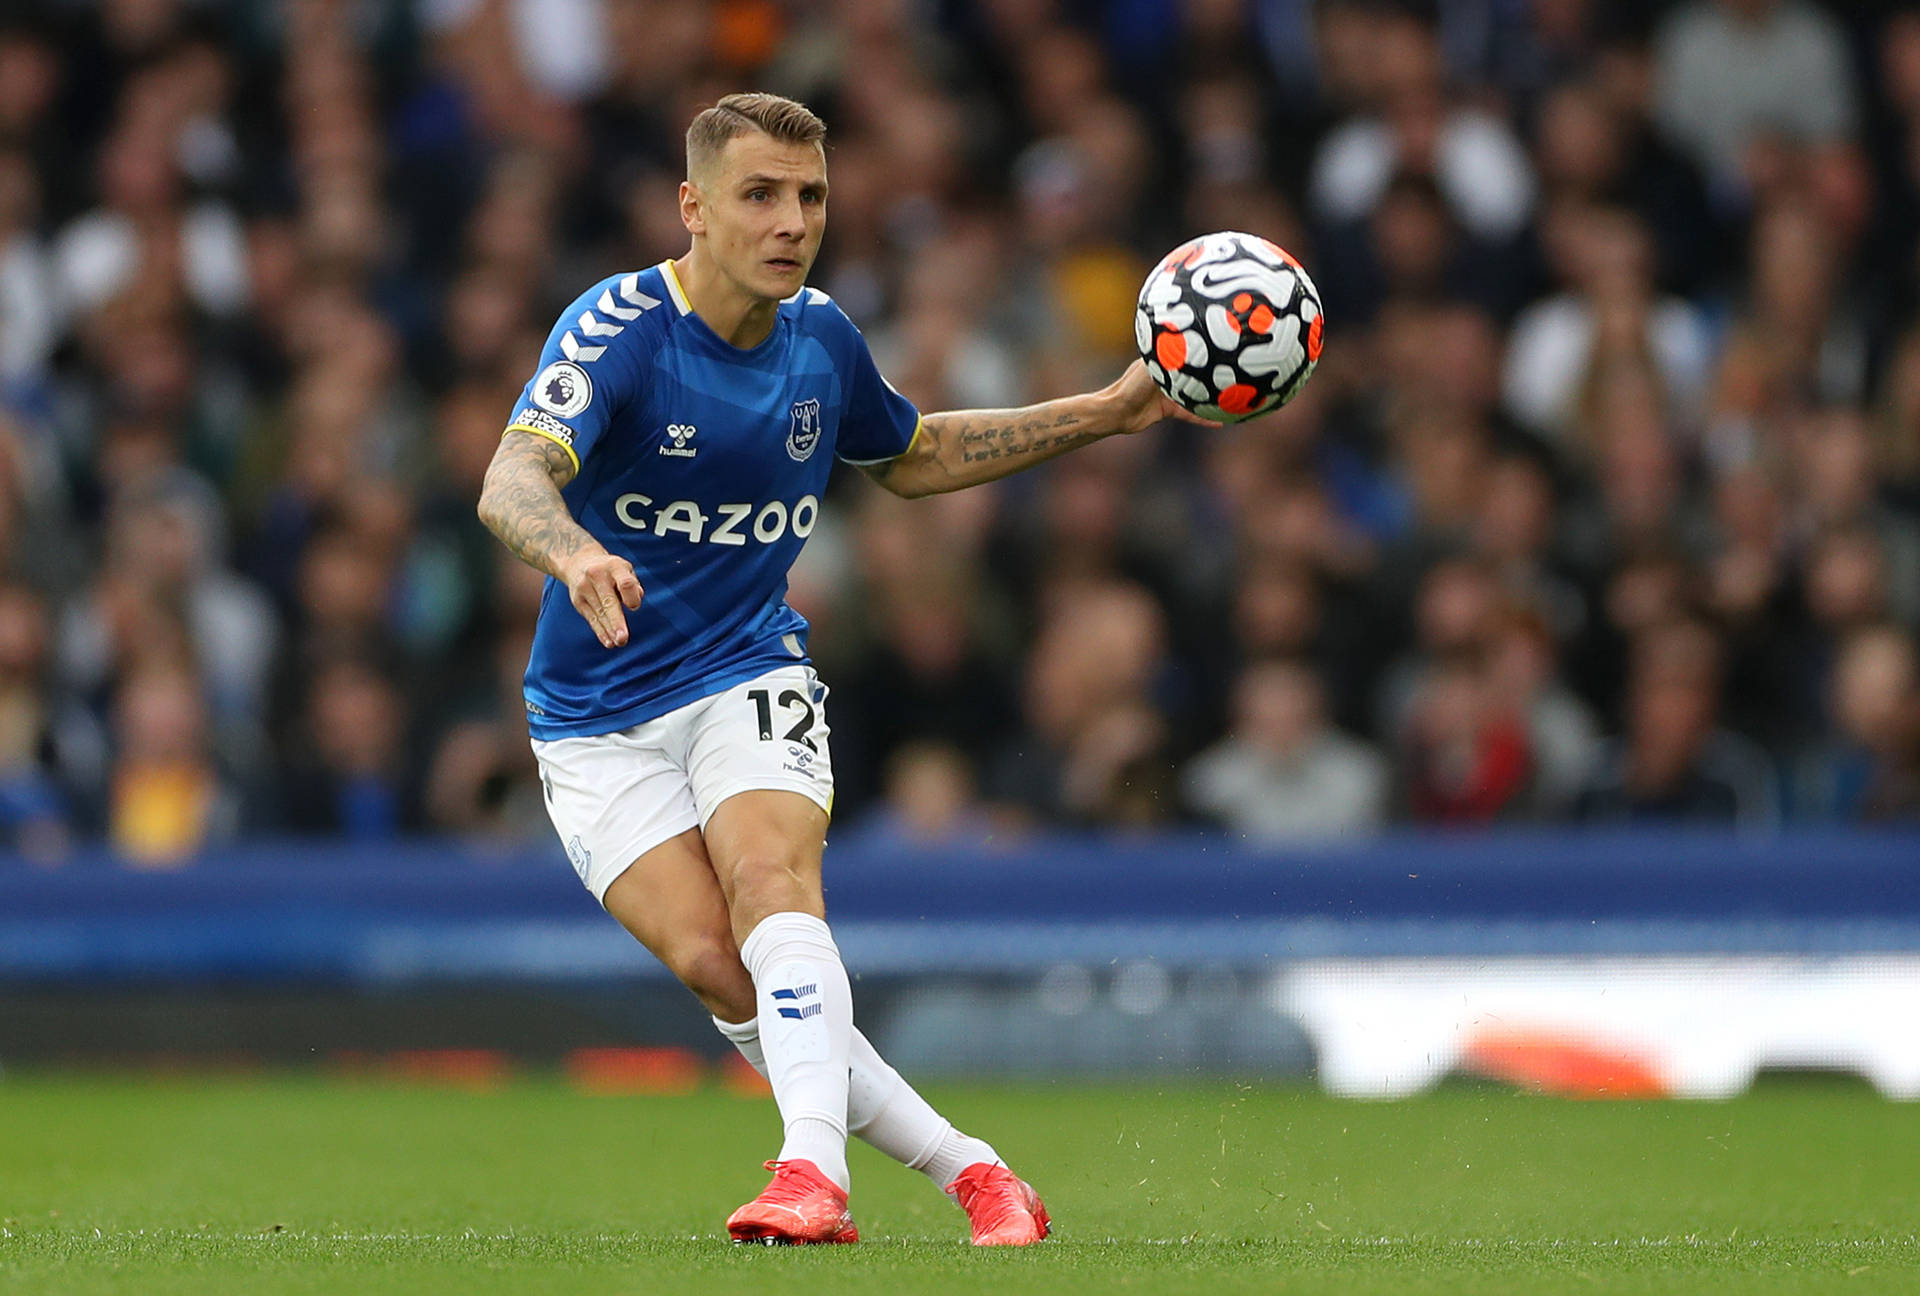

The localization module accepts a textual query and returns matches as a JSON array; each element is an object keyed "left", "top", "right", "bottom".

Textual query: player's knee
[
  {"left": 725, "top": 852, "right": 816, "bottom": 920},
  {"left": 668, "top": 936, "right": 753, "bottom": 1012}
]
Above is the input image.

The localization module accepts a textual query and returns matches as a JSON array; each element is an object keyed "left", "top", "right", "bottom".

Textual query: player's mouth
[{"left": 766, "top": 256, "right": 803, "bottom": 274}]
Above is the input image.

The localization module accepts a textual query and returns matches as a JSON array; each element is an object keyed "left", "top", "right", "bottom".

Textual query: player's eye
[{"left": 748, "top": 189, "right": 768, "bottom": 201}]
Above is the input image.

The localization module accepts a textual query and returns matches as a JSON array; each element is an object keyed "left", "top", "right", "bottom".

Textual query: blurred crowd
[{"left": 0, "top": 0, "right": 1917, "bottom": 866}]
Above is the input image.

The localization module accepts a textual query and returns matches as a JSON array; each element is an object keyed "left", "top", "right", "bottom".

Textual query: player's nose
[{"left": 772, "top": 196, "right": 807, "bottom": 238}]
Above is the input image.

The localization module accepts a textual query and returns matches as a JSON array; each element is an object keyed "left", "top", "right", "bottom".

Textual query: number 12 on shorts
[{"left": 749, "top": 687, "right": 817, "bottom": 751}]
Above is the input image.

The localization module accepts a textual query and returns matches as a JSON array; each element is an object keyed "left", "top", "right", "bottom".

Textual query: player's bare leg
[
  {"left": 602, "top": 828, "right": 756, "bottom": 1021},
  {"left": 700, "top": 791, "right": 856, "bottom": 1242},
  {"left": 705, "top": 790, "right": 1048, "bottom": 1245},
  {"left": 597, "top": 799, "right": 1045, "bottom": 1243},
  {"left": 703, "top": 789, "right": 831, "bottom": 946},
  {"left": 600, "top": 817, "right": 1026, "bottom": 1200},
  {"left": 717, "top": 1009, "right": 1048, "bottom": 1244}
]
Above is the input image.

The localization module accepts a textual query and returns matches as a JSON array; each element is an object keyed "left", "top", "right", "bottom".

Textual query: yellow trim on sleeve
[
  {"left": 503, "top": 423, "right": 582, "bottom": 476},
  {"left": 839, "top": 414, "right": 923, "bottom": 467}
]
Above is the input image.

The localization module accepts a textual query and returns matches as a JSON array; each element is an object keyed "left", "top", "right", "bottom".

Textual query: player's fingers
[
  {"left": 1168, "top": 399, "right": 1222, "bottom": 428},
  {"left": 589, "top": 577, "right": 630, "bottom": 647},
  {"left": 571, "top": 578, "right": 622, "bottom": 647},
  {"left": 571, "top": 589, "right": 614, "bottom": 647},
  {"left": 614, "top": 565, "right": 644, "bottom": 610}
]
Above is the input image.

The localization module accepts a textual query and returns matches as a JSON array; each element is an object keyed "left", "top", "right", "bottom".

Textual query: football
[{"left": 1135, "top": 230, "right": 1324, "bottom": 423}]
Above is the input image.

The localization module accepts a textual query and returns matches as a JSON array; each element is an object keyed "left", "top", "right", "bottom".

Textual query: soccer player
[{"left": 478, "top": 92, "right": 1205, "bottom": 1246}]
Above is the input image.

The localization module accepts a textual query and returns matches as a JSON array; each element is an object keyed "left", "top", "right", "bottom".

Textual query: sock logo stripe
[
  {"left": 778, "top": 1004, "right": 823, "bottom": 1020},
  {"left": 771, "top": 984, "right": 819, "bottom": 1001}
]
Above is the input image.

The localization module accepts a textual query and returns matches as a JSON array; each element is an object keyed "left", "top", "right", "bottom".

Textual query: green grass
[{"left": 2, "top": 1072, "right": 1917, "bottom": 1294}]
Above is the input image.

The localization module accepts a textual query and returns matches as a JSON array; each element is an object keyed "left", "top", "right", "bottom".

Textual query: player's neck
[{"left": 672, "top": 250, "right": 780, "bottom": 350}]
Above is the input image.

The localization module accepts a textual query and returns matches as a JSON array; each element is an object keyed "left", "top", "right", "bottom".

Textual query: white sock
[
  {"left": 848, "top": 1031, "right": 1004, "bottom": 1191},
  {"left": 714, "top": 1014, "right": 1002, "bottom": 1192},
  {"left": 738, "top": 912, "right": 854, "bottom": 1191}
]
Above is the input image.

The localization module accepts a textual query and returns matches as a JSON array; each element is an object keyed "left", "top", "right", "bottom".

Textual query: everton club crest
[{"left": 786, "top": 398, "right": 822, "bottom": 462}]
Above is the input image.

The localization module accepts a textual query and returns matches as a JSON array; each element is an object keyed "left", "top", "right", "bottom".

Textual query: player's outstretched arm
[
  {"left": 863, "top": 360, "right": 1215, "bottom": 499},
  {"left": 478, "top": 431, "right": 644, "bottom": 648}
]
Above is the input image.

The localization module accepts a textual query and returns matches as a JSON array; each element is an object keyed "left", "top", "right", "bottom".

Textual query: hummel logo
[
  {"left": 660, "top": 423, "right": 698, "bottom": 458},
  {"left": 778, "top": 1004, "right": 823, "bottom": 1020}
]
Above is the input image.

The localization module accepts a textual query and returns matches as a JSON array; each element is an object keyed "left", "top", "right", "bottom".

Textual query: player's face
[{"left": 688, "top": 133, "right": 827, "bottom": 302}]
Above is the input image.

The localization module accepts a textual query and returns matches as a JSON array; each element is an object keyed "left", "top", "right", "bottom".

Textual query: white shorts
[{"left": 531, "top": 665, "right": 834, "bottom": 902}]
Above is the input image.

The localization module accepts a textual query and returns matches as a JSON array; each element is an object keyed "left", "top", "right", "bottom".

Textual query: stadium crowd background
[{"left": 0, "top": 0, "right": 1915, "bottom": 865}]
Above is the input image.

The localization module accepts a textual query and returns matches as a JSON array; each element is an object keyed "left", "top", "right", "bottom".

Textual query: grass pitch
[{"left": 2, "top": 1072, "right": 1916, "bottom": 1295}]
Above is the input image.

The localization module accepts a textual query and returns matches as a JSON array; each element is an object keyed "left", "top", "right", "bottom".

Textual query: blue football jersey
[{"left": 503, "top": 261, "right": 920, "bottom": 739}]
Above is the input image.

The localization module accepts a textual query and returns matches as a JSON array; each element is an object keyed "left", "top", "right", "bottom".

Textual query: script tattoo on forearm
[
  {"left": 900, "top": 405, "right": 1106, "bottom": 493},
  {"left": 477, "top": 433, "right": 597, "bottom": 578}
]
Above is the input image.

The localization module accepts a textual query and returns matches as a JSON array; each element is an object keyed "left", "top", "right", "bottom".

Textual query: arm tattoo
[
  {"left": 477, "top": 433, "right": 597, "bottom": 578},
  {"left": 876, "top": 400, "right": 1109, "bottom": 496}
]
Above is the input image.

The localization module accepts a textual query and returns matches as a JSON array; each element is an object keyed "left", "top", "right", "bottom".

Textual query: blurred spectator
[
  {"left": 1705, "top": 462, "right": 1802, "bottom": 744},
  {"left": 422, "top": 621, "right": 545, "bottom": 845},
  {"left": 1376, "top": 554, "right": 1502, "bottom": 741},
  {"left": 1788, "top": 407, "right": 1920, "bottom": 630},
  {"left": 1654, "top": 0, "right": 1855, "bottom": 207},
  {"left": 52, "top": 94, "right": 249, "bottom": 322},
  {"left": 1574, "top": 619, "right": 1777, "bottom": 826},
  {"left": 1182, "top": 657, "right": 1387, "bottom": 841},
  {"left": 107, "top": 661, "right": 241, "bottom": 865},
  {"left": 0, "top": 408, "right": 80, "bottom": 592},
  {"left": 402, "top": 384, "right": 522, "bottom": 659},
  {"left": 1486, "top": 606, "right": 1601, "bottom": 817},
  {"left": 1773, "top": 522, "right": 1900, "bottom": 743},
  {"left": 990, "top": 579, "right": 1182, "bottom": 828},
  {"left": 1317, "top": 166, "right": 1531, "bottom": 327},
  {"left": 1529, "top": 73, "right": 1716, "bottom": 293},
  {"left": 1560, "top": 359, "right": 1711, "bottom": 575},
  {"left": 1706, "top": 463, "right": 1789, "bottom": 632},
  {"left": 437, "top": 266, "right": 543, "bottom": 392},
  {"left": 1710, "top": 195, "right": 1869, "bottom": 447},
  {"left": 0, "top": 582, "right": 76, "bottom": 860},
  {"left": 1469, "top": 450, "right": 1588, "bottom": 646},
  {"left": 278, "top": 657, "right": 420, "bottom": 838},
  {"left": 59, "top": 471, "right": 277, "bottom": 745},
  {"left": 1394, "top": 646, "right": 1534, "bottom": 824},
  {"left": 1793, "top": 624, "right": 1920, "bottom": 821},
  {"left": 835, "top": 558, "right": 1017, "bottom": 817},
  {"left": 1470, "top": 0, "right": 1603, "bottom": 114},
  {"left": 0, "top": 25, "right": 63, "bottom": 196},
  {"left": 1308, "top": 6, "right": 1535, "bottom": 243},
  {"left": 1234, "top": 468, "right": 1376, "bottom": 586},
  {"left": 0, "top": 148, "right": 59, "bottom": 394},
  {"left": 869, "top": 223, "right": 1024, "bottom": 413},
  {"left": 270, "top": 522, "right": 404, "bottom": 731},
  {"left": 504, "top": 0, "right": 611, "bottom": 102},
  {"left": 1228, "top": 554, "right": 1374, "bottom": 735},
  {"left": 1502, "top": 205, "right": 1712, "bottom": 443},
  {"left": 1013, "top": 438, "right": 1145, "bottom": 594},
  {"left": 840, "top": 740, "right": 1005, "bottom": 849}
]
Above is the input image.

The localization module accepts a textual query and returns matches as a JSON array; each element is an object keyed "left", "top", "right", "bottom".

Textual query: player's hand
[
  {"left": 1111, "top": 358, "right": 1222, "bottom": 434},
  {"left": 560, "top": 548, "right": 644, "bottom": 648}
]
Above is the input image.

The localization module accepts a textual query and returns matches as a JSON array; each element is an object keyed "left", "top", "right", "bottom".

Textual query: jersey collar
[
  {"left": 660, "top": 259, "right": 791, "bottom": 357},
  {"left": 657, "top": 259, "right": 694, "bottom": 315}
]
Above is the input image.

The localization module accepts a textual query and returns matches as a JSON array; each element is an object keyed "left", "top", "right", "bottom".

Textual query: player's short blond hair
[{"left": 685, "top": 93, "right": 827, "bottom": 183}]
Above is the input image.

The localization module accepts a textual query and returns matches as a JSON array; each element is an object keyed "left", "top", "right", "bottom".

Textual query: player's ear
[{"left": 679, "top": 179, "right": 705, "bottom": 236}]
